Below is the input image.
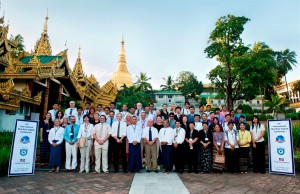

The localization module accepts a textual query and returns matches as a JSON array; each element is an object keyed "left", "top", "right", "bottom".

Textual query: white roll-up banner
[
  {"left": 8, "top": 120, "right": 38, "bottom": 176},
  {"left": 268, "top": 119, "right": 295, "bottom": 176}
]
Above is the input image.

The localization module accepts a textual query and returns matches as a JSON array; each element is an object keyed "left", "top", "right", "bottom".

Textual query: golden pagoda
[{"left": 112, "top": 36, "right": 133, "bottom": 90}]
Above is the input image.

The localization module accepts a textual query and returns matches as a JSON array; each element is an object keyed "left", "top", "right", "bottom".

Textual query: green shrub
[
  {"left": 293, "top": 124, "right": 300, "bottom": 148},
  {"left": 0, "top": 131, "right": 13, "bottom": 177},
  {"left": 237, "top": 104, "right": 254, "bottom": 114},
  {"left": 286, "top": 113, "right": 299, "bottom": 120}
]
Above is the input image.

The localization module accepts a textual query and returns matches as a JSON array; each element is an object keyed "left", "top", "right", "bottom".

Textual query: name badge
[
  {"left": 70, "top": 133, "right": 73, "bottom": 135},
  {"left": 205, "top": 138, "right": 208, "bottom": 141},
  {"left": 46, "top": 130, "right": 50, "bottom": 133},
  {"left": 217, "top": 142, "right": 221, "bottom": 146}
]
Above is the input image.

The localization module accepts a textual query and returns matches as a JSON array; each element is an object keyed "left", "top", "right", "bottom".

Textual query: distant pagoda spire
[
  {"left": 112, "top": 36, "right": 133, "bottom": 90},
  {"left": 34, "top": 10, "right": 52, "bottom": 56},
  {"left": 73, "top": 46, "right": 85, "bottom": 82}
]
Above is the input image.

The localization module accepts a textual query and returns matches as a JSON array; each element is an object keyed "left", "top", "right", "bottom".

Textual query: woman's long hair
[{"left": 251, "top": 115, "right": 261, "bottom": 129}]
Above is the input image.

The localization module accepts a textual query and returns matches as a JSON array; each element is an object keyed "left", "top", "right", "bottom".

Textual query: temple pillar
[
  {"left": 58, "top": 83, "right": 63, "bottom": 101},
  {"left": 43, "top": 78, "right": 50, "bottom": 117}
]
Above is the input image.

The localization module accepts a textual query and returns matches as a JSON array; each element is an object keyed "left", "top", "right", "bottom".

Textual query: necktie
[
  {"left": 110, "top": 118, "right": 113, "bottom": 127},
  {"left": 117, "top": 122, "right": 120, "bottom": 137},
  {"left": 137, "top": 109, "right": 140, "bottom": 116},
  {"left": 70, "top": 108, "right": 73, "bottom": 116},
  {"left": 149, "top": 127, "right": 152, "bottom": 141},
  {"left": 71, "top": 125, "right": 74, "bottom": 139}
]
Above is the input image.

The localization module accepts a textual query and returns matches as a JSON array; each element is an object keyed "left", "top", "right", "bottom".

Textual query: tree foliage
[
  {"left": 175, "top": 71, "right": 203, "bottom": 100},
  {"left": 160, "top": 75, "right": 175, "bottom": 91},
  {"left": 10, "top": 34, "right": 25, "bottom": 57},
  {"left": 264, "top": 94, "right": 287, "bottom": 119},
  {"left": 116, "top": 84, "right": 154, "bottom": 108},
  {"left": 205, "top": 15, "right": 250, "bottom": 109},
  {"left": 134, "top": 72, "right": 153, "bottom": 92}
]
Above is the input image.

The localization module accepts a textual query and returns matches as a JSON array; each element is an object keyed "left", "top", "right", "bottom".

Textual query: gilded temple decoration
[
  {"left": 21, "top": 86, "right": 31, "bottom": 98},
  {"left": 0, "top": 78, "right": 14, "bottom": 95},
  {"left": 34, "top": 14, "right": 52, "bottom": 56}
]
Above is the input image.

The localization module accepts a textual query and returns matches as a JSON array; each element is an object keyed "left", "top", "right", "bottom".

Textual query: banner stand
[
  {"left": 268, "top": 119, "right": 295, "bottom": 176},
  {"left": 8, "top": 119, "right": 38, "bottom": 177}
]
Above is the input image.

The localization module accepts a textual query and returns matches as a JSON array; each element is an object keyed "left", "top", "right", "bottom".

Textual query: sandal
[{"left": 48, "top": 169, "right": 55, "bottom": 173}]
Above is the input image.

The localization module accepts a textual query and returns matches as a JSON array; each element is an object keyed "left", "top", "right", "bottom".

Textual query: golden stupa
[{"left": 112, "top": 37, "right": 133, "bottom": 90}]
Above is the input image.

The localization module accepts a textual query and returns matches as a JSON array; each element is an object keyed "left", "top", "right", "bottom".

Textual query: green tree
[
  {"left": 10, "top": 34, "right": 25, "bottom": 57},
  {"left": 292, "top": 82, "right": 300, "bottom": 97},
  {"left": 175, "top": 71, "right": 203, "bottom": 100},
  {"left": 264, "top": 94, "right": 286, "bottom": 119},
  {"left": 205, "top": 15, "right": 250, "bottom": 110},
  {"left": 116, "top": 85, "right": 154, "bottom": 108},
  {"left": 276, "top": 49, "right": 298, "bottom": 101},
  {"left": 160, "top": 75, "right": 175, "bottom": 91},
  {"left": 134, "top": 72, "right": 153, "bottom": 92}
]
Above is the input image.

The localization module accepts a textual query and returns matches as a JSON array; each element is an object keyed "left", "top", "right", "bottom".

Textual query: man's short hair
[
  {"left": 189, "top": 106, "right": 195, "bottom": 109},
  {"left": 77, "top": 106, "right": 83, "bottom": 110},
  {"left": 175, "top": 106, "right": 181, "bottom": 110},
  {"left": 85, "top": 102, "right": 91, "bottom": 105}
]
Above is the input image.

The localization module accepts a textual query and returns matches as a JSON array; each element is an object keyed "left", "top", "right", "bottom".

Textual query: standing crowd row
[{"left": 40, "top": 101, "right": 266, "bottom": 174}]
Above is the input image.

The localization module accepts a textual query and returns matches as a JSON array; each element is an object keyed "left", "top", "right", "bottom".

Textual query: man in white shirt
[
  {"left": 75, "top": 107, "right": 84, "bottom": 125},
  {"left": 96, "top": 104, "right": 105, "bottom": 116},
  {"left": 127, "top": 116, "right": 143, "bottom": 173},
  {"left": 205, "top": 105, "right": 212, "bottom": 120},
  {"left": 111, "top": 113, "right": 127, "bottom": 173},
  {"left": 48, "top": 103, "right": 59, "bottom": 121},
  {"left": 224, "top": 121, "right": 239, "bottom": 174},
  {"left": 223, "top": 114, "right": 237, "bottom": 131},
  {"left": 159, "top": 120, "right": 175, "bottom": 172},
  {"left": 82, "top": 102, "right": 91, "bottom": 116},
  {"left": 64, "top": 101, "right": 77, "bottom": 122},
  {"left": 143, "top": 119, "right": 159, "bottom": 173},
  {"left": 173, "top": 120, "right": 186, "bottom": 173},
  {"left": 120, "top": 104, "right": 129, "bottom": 122},
  {"left": 93, "top": 115, "right": 112, "bottom": 174},
  {"left": 110, "top": 102, "right": 119, "bottom": 116},
  {"left": 181, "top": 101, "right": 190, "bottom": 115},
  {"left": 134, "top": 102, "right": 143, "bottom": 120},
  {"left": 137, "top": 112, "right": 148, "bottom": 129},
  {"left": 194, "top": 114, "right": 202, "bottom": 131},
  {"left": 144, "top": 106, "right": 154, "bottom": 121},
  {"left": 149, "top": 103, "right": 156, "bottom": 117}
]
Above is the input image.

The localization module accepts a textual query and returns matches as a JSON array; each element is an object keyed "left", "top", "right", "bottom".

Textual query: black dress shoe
[
  {"left": 147, "top": 170, "right": 151, "bottom": 173},
  {"left": 154, "top": 170, "right": 159, "bottom": 173}
]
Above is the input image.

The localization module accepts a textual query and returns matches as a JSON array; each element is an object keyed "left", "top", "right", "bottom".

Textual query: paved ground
[
  {"left": 179, "top": 172, "right": 300, "bottom": 194},
  {"left": 1, "top": 171, "right": 299, "bottom": 194},
  {"left": 0, "top": 171, "right": 134, "bottom": 194},
  {"left": 129, "top": 173, "right": 189, "bottom": 194}
]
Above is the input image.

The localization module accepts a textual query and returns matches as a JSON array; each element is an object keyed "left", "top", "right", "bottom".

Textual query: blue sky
[{"left": 4, "top": 0, "right": 300, "bottom": 89}]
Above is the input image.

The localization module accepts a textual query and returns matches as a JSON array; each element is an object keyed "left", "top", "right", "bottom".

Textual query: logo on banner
[
  {"left": 20, "top": 149, "right": 28, "bottom": 156},
  {"left": 275, "top": 135, "right": 285, "bottom": 143},
  {"left": 277, "top": 147, "right": 285, "bottom": 155},
  {"left": 20, "top": 159, "right": 25, "bottom": 162},
  {"left": 279, "top": 158, "right": 284, "bottom": 161},
  {"left": 20, "top": 136, "right": 30, "bottom": 144}
]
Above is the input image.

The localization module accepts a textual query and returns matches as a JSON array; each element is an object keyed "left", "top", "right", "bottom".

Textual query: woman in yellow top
[{"left": 238, "top": 122, "right": 251, "bottom": 173}]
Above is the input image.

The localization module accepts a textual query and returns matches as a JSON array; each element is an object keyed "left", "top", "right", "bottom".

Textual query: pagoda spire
[
  {"left": 111, "top": 36, "right": 133, "bottom": 90},
  {"left": 73, "top": 46, "right": 85, "bottom": 82},
  {"left": 34, "top": 11, "right": 52, "bottom": 56}
]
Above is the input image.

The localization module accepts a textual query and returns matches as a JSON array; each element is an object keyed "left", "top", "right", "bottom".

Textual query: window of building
[
  {"left": 158, "top": 95, "right": 163, "bottom": 98},
  {"left": 169, "top": 99, "right": 171, "bottom": 102},
  {"left": 168, "top": 95, "right": 173, "bottom": 98},
  {"left": 218, "top": 100, "right": 221, "bottom": 104},
  {"left": 257, "top": 100, "right": 260, "bottom": 104}
]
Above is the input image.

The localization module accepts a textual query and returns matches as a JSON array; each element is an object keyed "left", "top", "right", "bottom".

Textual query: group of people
[{"left": 40, "top": 101, "right": 266, "bottom": 174}]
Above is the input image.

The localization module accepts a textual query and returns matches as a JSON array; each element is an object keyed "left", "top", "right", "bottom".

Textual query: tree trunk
[
  {"left": 261, "top": 88, "right": 265, "bottom": 112},
  {"left": 285, "top": 75, "right": 290, "bottom": 102},
  {"left": 226, "top": 76, "right": 234, "bottom": 110}
]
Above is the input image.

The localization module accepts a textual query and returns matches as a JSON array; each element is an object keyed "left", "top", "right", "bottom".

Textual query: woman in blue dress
[
  {"left": 48, "top": 119, "right": 65, "bottom": 172},
  {"left": 39, "top": 113, "right": 53, "bottom": 163}
]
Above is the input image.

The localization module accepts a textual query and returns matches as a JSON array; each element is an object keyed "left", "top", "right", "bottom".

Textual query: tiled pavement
[
  {"left": 129, "top": 173, "right": 189, "bottom": 194},
  {"left": 1, "top": 171, "right": 300, "bottom": 194},
  {"left": 179, "top": 172, "right": 300, "bottom": 194}
]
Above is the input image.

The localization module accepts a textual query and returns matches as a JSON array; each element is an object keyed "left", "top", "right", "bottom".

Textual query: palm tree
[
  {"left": 134, "top": 72, "right": 152, "bottom": 92},
  {"left": 264, "top": 94, "right": 286, "bottom": 119},
  {"left": 276, "top": 49, "right": 298, "bottom": 101},
  {"left": 10, "top": 34, "right": 25, "bottom": 57},
  {"left": 160, "top": 75, "right": 175, "bottom": 91}
]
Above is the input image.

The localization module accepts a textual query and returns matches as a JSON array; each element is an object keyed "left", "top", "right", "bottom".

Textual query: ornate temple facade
[
  {"left": 0, "top": 14, "right": 118, "bottom": 130},
  {"left": 112, "top": 37, "right": 133, "bottom": 90}
]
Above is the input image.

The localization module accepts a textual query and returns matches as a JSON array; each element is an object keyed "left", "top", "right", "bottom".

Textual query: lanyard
[
  {"left": 240, "top": 131, "right": 245, "bottom": 140},
  {"left": 54, "top": 127, "right": 59, "bottom": 135},
  {"left": 132, "top": 125, "right": 136, "bottom": 132},
  {"left": 84, "top": 123, "right": 89, "bottom": 132},
  {"left": 255, "top": 125, "right": 258, "bottom": 133},
  {"left": 164, "top": 128, "right": 166, "bottom": 135}
]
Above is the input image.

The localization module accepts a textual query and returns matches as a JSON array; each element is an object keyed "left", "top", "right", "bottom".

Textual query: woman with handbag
[
  {"left": 212, "top": 124, "right": 225, "bottom": 173},
  {"left": 77, "top": 115, "right": 94, "bottom": 173},
  {"left": 238, "top": 122, "right": 251, "bottom": 173},
  {"left": 199, "top": 122, "right": 213, "bottom": 173}
]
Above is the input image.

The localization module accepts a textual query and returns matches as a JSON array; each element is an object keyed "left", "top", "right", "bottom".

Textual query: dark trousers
[
  {"left": 187, "top": 147, "right": 198, "bottom": 172},
  {"left": 252, "top": 142, "right": 266, "bottom": 173},
  {"left": 162, "top": 145, "right": 173, "bottom": 171},
  {"left": 113, "top": 138, "right": 127, "bottom": 172},
  {"left": 173, "top": 144, "right": 185, "bottom": 172},
  {"left": 225, "top": 148, "right": 239, "bottom": 173},
  {"left": 108, "top": 137, "right": 114, "bottom": 164},
  {"left": 128, "top": 143, "right": 142, "bottom": 172}
]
